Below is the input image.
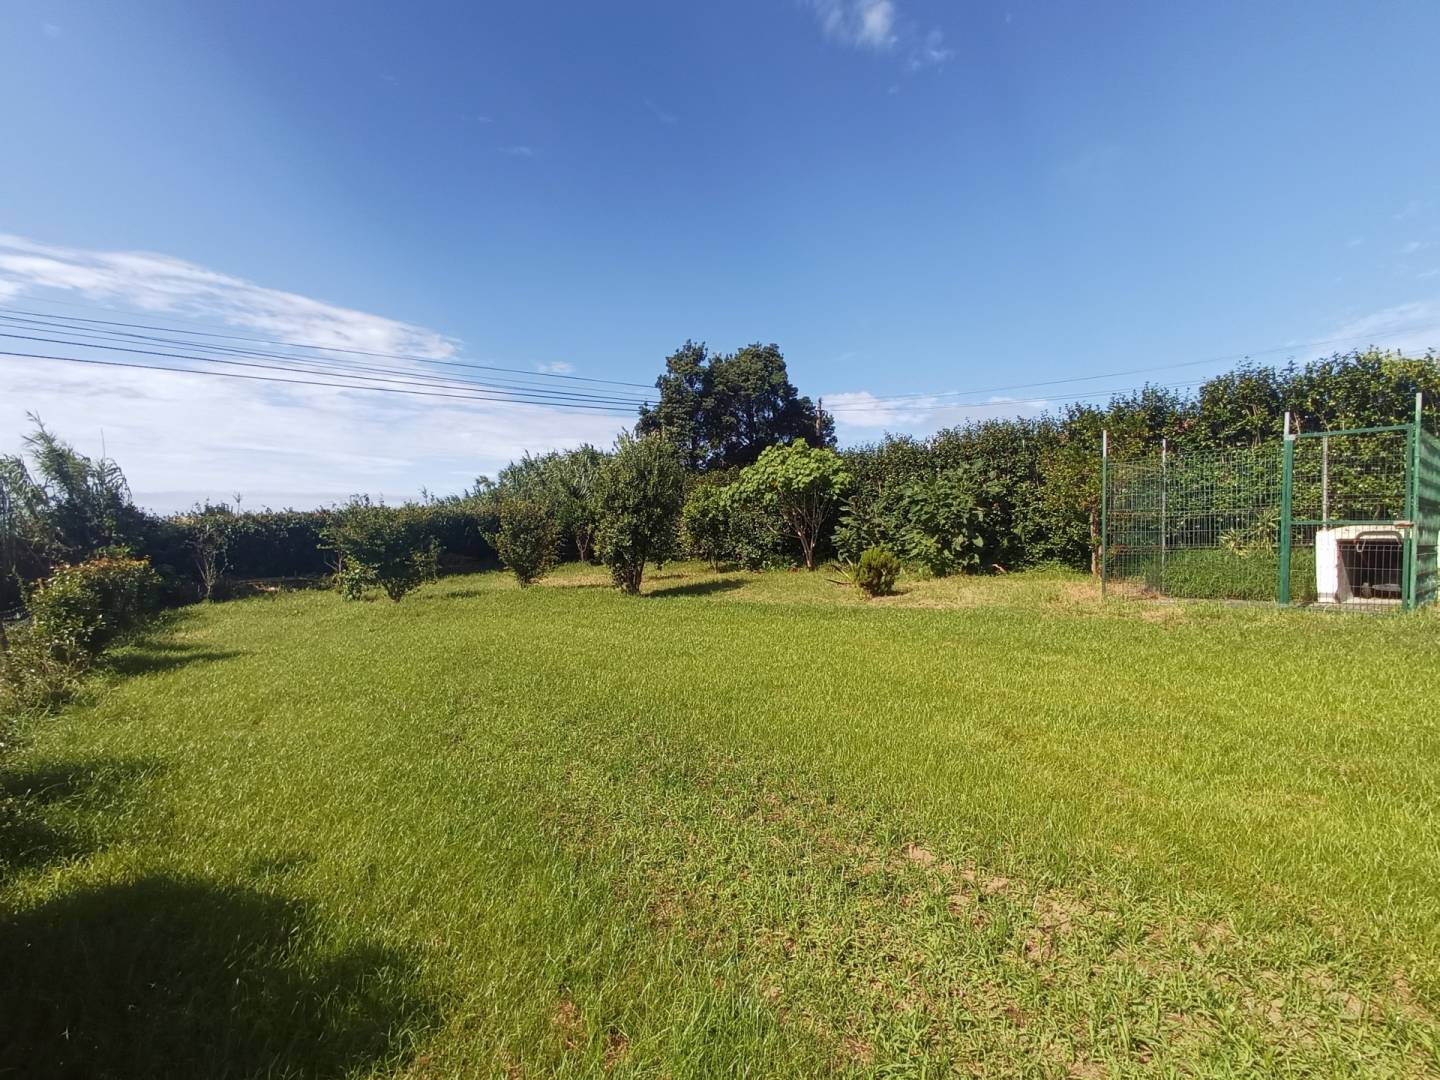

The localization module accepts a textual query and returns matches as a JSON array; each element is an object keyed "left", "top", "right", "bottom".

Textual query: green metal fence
[
  {"left": 1417, "top": 428, "right": 1440, "bottom": 608},
  {"left": 1102, "top": 395, "right": 1439, "bottom": 611},
  {"left": 1103, "top": 443, "right": 1282, "bottom": 600}
]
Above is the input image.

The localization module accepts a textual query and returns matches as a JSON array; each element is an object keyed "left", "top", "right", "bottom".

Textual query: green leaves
[
  {"left": 733, "top": 440, "right": 850, "bottom": 570},
  {"left": 635, "top": 341, "right": 832, "bottom": 470},
  {"left": 320, "top": 500, "right": 438, "bottom": 603},
  {"left": 594, "top": 433, "right": 686, "bottom": 593},
  {"left": 494, "top": 497, "right": 560, "bottom": 586}
]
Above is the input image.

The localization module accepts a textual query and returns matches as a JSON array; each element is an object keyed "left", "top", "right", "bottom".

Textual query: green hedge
[
  {"left": 25, "top": 554, "right": 161, "bottom": 663},
  {"left": 140, "top": 502, "right": 496, "bottom": 593}
]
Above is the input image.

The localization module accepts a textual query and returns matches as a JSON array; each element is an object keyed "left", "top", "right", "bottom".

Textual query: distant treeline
[{"left": 3, "top": 347, "right": 1436, "bottom": 610}]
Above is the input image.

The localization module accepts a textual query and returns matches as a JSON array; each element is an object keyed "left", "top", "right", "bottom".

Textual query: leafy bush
[
  {"left": 836, "top": 469, "right": 986, "bottom": 577},
  {"left": 853, "top": 546, "right": 901, "bottom": 597},
  {"left": 321, "top": 501, "right": 440, "bottom": 602},
  {"left": 680, "top": 482, "right": 732, "bottom": 569},
  {"left": 733, "top": 440, "right": 849, "bottom": 570},
  {"left": 892, "top": 471, "right": 986, "bottom": 577},
  {"left": 494, "top": 498, "right": 559, "bottom": 586},
  {"left": 25, "top": 554, "right": 160, "bottom": 664},
  {"left": 595, "top": 433, "right": 686, "bottom": 594}
]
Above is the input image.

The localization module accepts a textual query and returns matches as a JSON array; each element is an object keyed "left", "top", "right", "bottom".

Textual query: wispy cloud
[
  {"left": 642, "top": 98, "right": 678, "bottom": 126},
  {"left": 803, "top": 0, "right": 951, "bottom": 71},
  {"left": 536, "top": 360, "right": 575, "bottom": 375},
  {"left": 497, "top": 144, "right": 535, "bottom": 158},
  {"left": 0, "top": 235, "right": 625, "bottom": 510},
  {"left": 1327, "top": 298, "right": 1440, "bottom": 356},
  {"left": 0, "top": 234, "right": 456, "bottom": 356},
  {"left": 823, "top": 390, "right": 1047, "bottom": 433},
  {"left": 1401, "top": 240, "right": 1428, "bottom": 255},
  {"left": 808, "top": 0, "right": 897, "bottom": 49},
  {"left": 907, "top": 29, "right": 952, "bottom": 70}
]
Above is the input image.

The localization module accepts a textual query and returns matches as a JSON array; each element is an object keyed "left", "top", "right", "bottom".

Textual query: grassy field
[{"left": 2, "top": 563, "right": 1438, "bottom": 1078}]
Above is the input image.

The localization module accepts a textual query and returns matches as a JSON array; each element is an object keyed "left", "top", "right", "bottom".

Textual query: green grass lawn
[{"left": 3, "top": 564, "right": 1439, "bottom": 1078}]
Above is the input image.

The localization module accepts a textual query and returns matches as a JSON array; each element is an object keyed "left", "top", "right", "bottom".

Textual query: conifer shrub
[{"left": 852, "top": 546, "right": 901, "bottom": 597}]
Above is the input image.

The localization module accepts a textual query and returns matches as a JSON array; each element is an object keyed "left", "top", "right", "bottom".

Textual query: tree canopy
[{"left": 636, "top": 341, "right": 834, "bottom": 470}]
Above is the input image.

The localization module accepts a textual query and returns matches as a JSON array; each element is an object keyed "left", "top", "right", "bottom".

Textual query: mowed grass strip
[{"left": 2, "top": 565, "right": 1438, "bottom": 1077}]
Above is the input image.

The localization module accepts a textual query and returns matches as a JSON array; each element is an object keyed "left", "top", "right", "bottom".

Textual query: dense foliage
[
  {"left": 24, "top": 554, "right": 160, "bottom": 664},
  {"left": 733, "top": 440, "right": 850, "bottom": 571},
  {"left": 594, "top": 432, "right": 686, "bottom": 594},
  {"left": 678, "top": 480, "right": 733, "bottom": 570},
  {"left": 2, "top": 554, "right": 162, "bottom": 712},
  {"left": 321, "top": 500, "right": 441, "bottom": 602},
  {"left": 2, "top": 347, "right": 1436, "bottom": 617},
  {"left": 494, "top": 498, "right": 559, "bottom": 586},
  {"left": 836, "top": 468, "right": 988, "bottom": 576},
  {"left": 636, "top": 341, "right": 835, "bottom": 470},
  {"left": 482, "top": 446, "right": 604, "bottom": 564}
]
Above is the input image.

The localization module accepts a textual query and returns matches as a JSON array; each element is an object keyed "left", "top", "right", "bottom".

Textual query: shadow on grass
[
  {"left": 646, "top": 578, "right": 747, "bottom": 599},
  {"left": 105, "top": 644, "right": 246, "bottom": 679},
  {"left": 0, "top": 875, "right": 436, "bottom": 1078},
  {"left": 0, "top": 758, "right": 156, "bottom": 887}
]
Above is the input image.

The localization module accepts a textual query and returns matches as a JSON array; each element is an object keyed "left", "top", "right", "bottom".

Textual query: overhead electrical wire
[
  {"left": 0, "top": 321, "right": 654, "bottom": 407},
  {"left": 0, "top": 304, "right": 655, "bottom": 388},
  {"left": 0, "top": 349, "right": 642, "bottom": 414},
  {"left": 0, "top": 330, "right": 652, "bottom": 409},
  {"left": 4, "top": 299, "right": 1421, "bottom": 422}
]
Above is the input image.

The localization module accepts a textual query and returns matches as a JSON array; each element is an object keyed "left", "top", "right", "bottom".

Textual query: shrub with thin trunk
[
  {"left": 594, "top": 433, "right": 685, "bottom": 594},
  {"left": 494, "top": 498, "right": 559, "bottom": 586},
  {"left": 321, "top": 500, "right": 439, "bottom": 603},
  {"left": 733, "top": 440, "right": 849, "bottom": 571}
]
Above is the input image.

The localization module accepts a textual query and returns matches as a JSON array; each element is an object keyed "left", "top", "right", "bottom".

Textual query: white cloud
[
  {"left": 0, "top": 234, "right": 456, "bottom": 357},
  {"left": 536, "top": 360, "right": 575, "bottom": 375},
  {"left": 803, "top": 0, "right": 951, "bottom": 70},
  {"left": 42, "top": 22, "right": 62, "bottom": 38},
  {"left": 0, "top": 235, "right": 627, "bottom": 511},
  {"left": 498, "top": 145, "right": 535, "bottom": 158},
  {"left": 807, "top": 0, "right": 898, "bottom": 50},
  {"left": 1327, "top": 299, "right": 1440, "bottom": 357},
  {"left": 1401, "top": 240, "right": 1428, "bottom": 255},
  {"left": 823, "top": 390, "right": 1047, "bottom": 435}
]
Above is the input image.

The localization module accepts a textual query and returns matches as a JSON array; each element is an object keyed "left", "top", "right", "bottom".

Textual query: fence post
[
  {"left": 1321, "top": 435, "right": 1329, "bottom": 525},
  {"left": 1160, "top": 438, "right": 1168, "bottom": 582},
  {"left": 1405, "top": 392, "right": 1422, "bottom": 610},
  {"left": 1278, "top": 412, "right": 1295, "bottom": 606},
  {"left": 1100, "top": 430, "right": 1109, "bottom": 596}
]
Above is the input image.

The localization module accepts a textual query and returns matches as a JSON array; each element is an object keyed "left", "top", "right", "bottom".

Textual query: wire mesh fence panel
[
  {"left": 1415, "top": 429, "right": 1440, "bottom": 608},
  {"left": 1286, "top": 428, "right": 1411, "bottom": 611},
  {"left": 1105, "top": 445, "right": 1282, "bottom": 600}
]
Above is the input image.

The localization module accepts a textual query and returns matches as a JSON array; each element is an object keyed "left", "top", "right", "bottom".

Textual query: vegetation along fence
[{"left": 1102, "top": 394, "right": 1440, "bottom": 611}]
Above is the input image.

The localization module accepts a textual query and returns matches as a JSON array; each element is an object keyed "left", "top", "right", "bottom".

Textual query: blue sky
[{"left": 2, "top": 0, "right": 1439, "bottom": 509}]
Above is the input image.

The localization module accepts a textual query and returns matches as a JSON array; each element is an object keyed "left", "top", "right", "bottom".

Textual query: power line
[
  {"left": 0, "top": 304, "right": 655, "bottom": 389},
  {"left": 0, "top": 350, "right": 641, "bottom": 414},
  {"left": 0, "top": 327, "right": 654, "bottom": 407},
  {"left": 0, "top": 313, "right": 655, "bottom": 403},
  {"left": 0, "top": 331, "right": 651, "bottom": 408}
]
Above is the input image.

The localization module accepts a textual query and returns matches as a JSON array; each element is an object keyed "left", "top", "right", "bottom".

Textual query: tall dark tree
[{"left": 636, "top": 341, "right": 834, "bottom": 470}]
